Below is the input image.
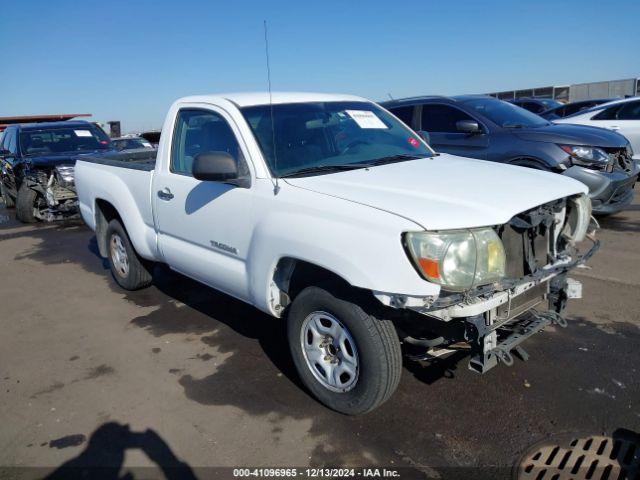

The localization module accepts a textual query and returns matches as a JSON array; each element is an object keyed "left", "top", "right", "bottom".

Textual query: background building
[{"left": 489, "top": 77, "right": 640, "bottom": 102}]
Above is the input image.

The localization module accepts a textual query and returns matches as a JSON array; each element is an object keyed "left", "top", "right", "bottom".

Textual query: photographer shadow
[{"left": 44, "top": 422, "right": 196, "bottom": 480}]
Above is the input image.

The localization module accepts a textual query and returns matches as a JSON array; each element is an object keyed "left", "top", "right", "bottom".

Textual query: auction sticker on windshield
[
  {"left": 74, "top": 130, "right": 93, "bottom": 137},
  {"left": 345, "top": 110, "right": 388, "bottom": 129}
]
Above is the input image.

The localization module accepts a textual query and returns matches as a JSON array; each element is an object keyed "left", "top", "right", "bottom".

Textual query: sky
[{"left": 1, "top": 0, "right": 639, "bottom": 133}]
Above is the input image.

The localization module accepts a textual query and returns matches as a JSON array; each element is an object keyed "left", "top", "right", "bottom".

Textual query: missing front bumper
[{"left": 466, "top": 307, "right": 568, "bottom": 374}]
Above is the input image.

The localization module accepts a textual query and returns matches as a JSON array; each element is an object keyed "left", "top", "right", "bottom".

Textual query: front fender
[{"left": 246, "top": 193, "right": 441, "bottom": 315}]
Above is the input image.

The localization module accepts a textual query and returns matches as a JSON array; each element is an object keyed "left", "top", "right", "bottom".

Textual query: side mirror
[
  {"left": 193, "top": 151, "right": 239, "bottom": 182},
  {"left": 456, "top": 120, "right": 482, "bottom": 134},
  {"left": 417, "top": 131, "right": 431, "bottom": 144}
]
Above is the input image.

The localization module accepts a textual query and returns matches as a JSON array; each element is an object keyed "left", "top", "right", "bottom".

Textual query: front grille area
[
  {"left": 605, "top": 147, "right": 635, "bottom": 173},
  {"left": 497, "top": 200, "right": 563, "bottom": 280},
  {"left": 499, "top": 224, "right": 550, "bottom": 278}
]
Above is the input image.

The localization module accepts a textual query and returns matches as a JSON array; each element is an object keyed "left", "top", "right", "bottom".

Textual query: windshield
[
  {"left": 540, "top": 99, "right": 562, "bottom": 109},
  {"left": 20, "top": 126, "right": 111, "bottom": 156},
  {"left": 241, "top": 101, "right": 432, "bottom": 177},
  {"left": 463, "top": 98, "right": 550, "bottom": 128}
]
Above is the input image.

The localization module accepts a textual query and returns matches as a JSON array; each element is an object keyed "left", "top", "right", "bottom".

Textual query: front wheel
[
  {"left": 16, "top": 184, "right": 44, "bottom": 223},
  {"left": 105, "top": 219, "right": 153, "bottom": 290},
  {"left": 287, "top": 286, "right": 402, "bottom": 415}
]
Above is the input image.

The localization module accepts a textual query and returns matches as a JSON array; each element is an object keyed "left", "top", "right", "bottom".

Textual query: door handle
[
  {"left": 609, "top": 125, "right": 620, "bottom": 131},
  {"left": 157, "top": 188, "right": 174, "bottom": 200}
]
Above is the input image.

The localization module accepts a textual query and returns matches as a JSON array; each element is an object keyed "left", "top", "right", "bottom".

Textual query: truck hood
[
  {"left": 284, "top": 154, "right": 587, "bottom": 230},
  {"left": 511, "top": 123, "right": 628, "bottom": 148}
]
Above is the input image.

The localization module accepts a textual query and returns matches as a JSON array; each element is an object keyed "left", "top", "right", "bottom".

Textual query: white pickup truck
[{"left": 75, "top": 92, "right": 598, "bottom": 415}]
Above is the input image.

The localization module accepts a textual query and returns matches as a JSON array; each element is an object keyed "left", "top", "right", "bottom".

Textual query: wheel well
[
  {"left": 95, "top": 199, "right": 122, "bottom": 257},
  {"left": 272, "top": 258, "right": 352, "bottom": 309}
]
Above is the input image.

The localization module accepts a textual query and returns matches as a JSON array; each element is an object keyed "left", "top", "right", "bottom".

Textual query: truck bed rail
[{"left": 80, "top": 149, "right": 157, "bottom": 171}]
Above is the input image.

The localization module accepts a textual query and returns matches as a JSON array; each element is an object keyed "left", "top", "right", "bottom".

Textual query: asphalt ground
[{"left": 0, "top": 195, "right": 638, "bottom": 480}]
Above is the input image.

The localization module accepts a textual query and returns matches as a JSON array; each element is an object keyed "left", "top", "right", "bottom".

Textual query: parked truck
[{"left": 75, "top": 93, "right": 599, "bottom": 414}]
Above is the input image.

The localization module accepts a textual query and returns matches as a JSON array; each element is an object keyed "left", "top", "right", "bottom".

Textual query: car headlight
[
  {"left": 404, "top": 228, "right": 506, "bottom": 291},
  {"left": 55, "top": 165, "right": 75, "bottom": 184},
  {"left": 562, "top": 194, "right": 592, "bottom": 243},
  {"left": 626, "top": 143, "right": 634, "bottom": 158},
  {"left": 559, "top": 145, "right": 610, "bottom": 169}
]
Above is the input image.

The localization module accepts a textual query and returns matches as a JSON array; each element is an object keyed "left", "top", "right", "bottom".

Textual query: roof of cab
[
  {"left": 18, "top": 120, "right": 95, "bottom": 131},
  {"left": 176, "top": 92, "right": 369, "bottom": 108},
  {"left": 381, "top": 94, "right": 496, "bottom": 108}
]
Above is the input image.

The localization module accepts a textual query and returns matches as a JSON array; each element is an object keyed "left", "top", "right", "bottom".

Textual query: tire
[
  {"left": 1, "top": 183, "right": 15, "bottom": 209},
  {"left": 105, "top": 219, "right": 153, "bottom": 290},
  {"left": 16, "top": 184, "right": 41, "bottom": 223},
  {"left": 287, "top": 286, "right": 402, "bottom": 415}
]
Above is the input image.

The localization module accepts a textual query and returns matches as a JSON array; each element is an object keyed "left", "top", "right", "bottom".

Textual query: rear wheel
[
  {"left": 16, "top": 184, "right": 44, "bottom": 223},
  {"left": 106, "top": 219, "right": 153, "bottom": 290},
  {"left": 287, "top": 286, "right": 402, "bottom": 415},
  {"left": 1, "top": 183, "right": 15, "bottom": 209}
]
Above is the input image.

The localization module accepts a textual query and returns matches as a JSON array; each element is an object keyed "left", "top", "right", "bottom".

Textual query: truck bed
[
  {"left": 81, "top": 149, "right": 157, "bottom": 171},
  {"left": 75, "top": 148, "right": 159, "bottom": 261}
]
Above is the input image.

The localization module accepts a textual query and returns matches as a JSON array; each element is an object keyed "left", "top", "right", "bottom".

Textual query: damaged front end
[
  {"left": 24, "top": 165, "right": 79, "bottom": 221},
  {"left": 380, "top": 194, "right": 599, "bottom": 373}
]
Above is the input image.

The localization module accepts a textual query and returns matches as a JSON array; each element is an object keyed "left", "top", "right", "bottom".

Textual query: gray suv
[{"left": 382, "top": 95, "right": 638, "bottom": 215}]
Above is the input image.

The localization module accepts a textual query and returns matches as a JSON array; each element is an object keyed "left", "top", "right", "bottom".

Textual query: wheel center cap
[{"left": 320, "top": 336, "right": 339, "bottom": 362}]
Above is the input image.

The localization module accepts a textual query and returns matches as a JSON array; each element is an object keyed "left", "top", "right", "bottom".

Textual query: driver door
[
  {"left": 153, "top": 107, "right": 254, "bottom": 302},
  {"left": 419, "top": 104, "right": 489, "bottom": 159}
]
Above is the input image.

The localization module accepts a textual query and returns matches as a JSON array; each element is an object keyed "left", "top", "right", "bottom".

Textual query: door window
[
  {"left": 420, "top": 104, "right": 475, "bottom": 133},
  {"left": 593, "top": 105, "right": 621, "bottom": 120},
  {"left": 616, "top": 101, "right": 640, "bottom": 120},
  {"left": 389, "top": 106, "right": 414, "bottom": 127},
  {"left": 171, "top": 109, "right": 247, "bottom": 176},
  {"left": 4, "top": 129, "right": 17, "bottom": 155}
]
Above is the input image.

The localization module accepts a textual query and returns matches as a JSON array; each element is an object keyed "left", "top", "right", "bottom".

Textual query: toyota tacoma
[{"left": 75, "top": 92, "right": 599, "bottom": 414}]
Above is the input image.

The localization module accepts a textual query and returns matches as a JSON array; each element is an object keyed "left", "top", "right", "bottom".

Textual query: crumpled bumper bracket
[{"left": 467, "top": 309, "right": 568, "bottom": 374}]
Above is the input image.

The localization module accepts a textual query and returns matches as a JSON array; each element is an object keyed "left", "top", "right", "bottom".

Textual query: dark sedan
[
  {"left": 382, "top": 95, "right": 638, "bottom": 215},
  {"left": 510, "top": 97, "right": 563, "bottom": 115}
]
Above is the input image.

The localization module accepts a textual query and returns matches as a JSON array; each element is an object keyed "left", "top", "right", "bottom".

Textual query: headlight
[
  {"left": 626, "top": 143, "right": 634, "bottom": 158},
  {"left": 55, "top": 165, "right": 75, "bottom": 184},
  {"left": 563, "top": 194, "right": 592, "bottom": 243},
  {"left": 559, "top": 145, "right": 610, "bottom": 169},
  {"left": 404, "top": 228, "right": 506, "bottom": 291}
]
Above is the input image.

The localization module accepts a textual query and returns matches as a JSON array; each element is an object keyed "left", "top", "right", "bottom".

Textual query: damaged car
[
  {"left": 0, "top": 121, "right": 112, "bottom": 222},
  {"left": 75, "top": 92, "right": 599, "bottom": 414}
]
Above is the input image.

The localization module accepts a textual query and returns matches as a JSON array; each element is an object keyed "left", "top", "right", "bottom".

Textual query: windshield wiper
[
  {"left": 279, "top": 154, "right": 424, "bottom": 178},
  {"left": 279, "top": 164, "right": 366, "bottom": 178},
  {"left": 503, "top": 123, "right": 525, "bottom": 129},
  {"left": 361, "top": 154, "right": 423, "bottom": 166}
]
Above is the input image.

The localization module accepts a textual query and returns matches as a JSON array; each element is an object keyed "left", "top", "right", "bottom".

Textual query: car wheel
[
  {"left": 1, "top": 183, "right": 15, "bottom": 209},
  {"left": 287, "top": 286, "right": 402, "bottom": 415},
  {"left": 16, "top": 184, "right": 43, "bottom": 223},
  {"left": 106, "top": 219, "right": 153, "bottom": 290}
]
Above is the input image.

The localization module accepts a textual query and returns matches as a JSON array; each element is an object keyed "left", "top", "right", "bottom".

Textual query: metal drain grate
[{"left": 516, "top": 431, "right": 640, "bottom": 480}]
